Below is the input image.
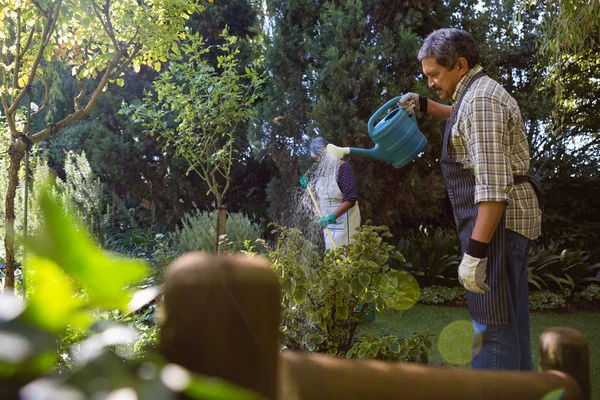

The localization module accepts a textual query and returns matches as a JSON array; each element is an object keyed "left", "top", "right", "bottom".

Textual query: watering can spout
[{"left": 327, "top": 143, "right": 390, "bottom": 162}]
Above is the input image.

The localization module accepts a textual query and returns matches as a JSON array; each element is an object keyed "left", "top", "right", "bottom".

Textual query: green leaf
[
  {"left": 350, "top": 278, "right": 364, "bottom": 295},
  {"left": 399, "top": 347, "right": 409, "bottom": 358},
  {"left": 365, "top": 291, "right": 375, "bottom": 302},
  {"left": 22, "top": 255, "right": 89, "bottom": 333},
  {"left": 182, "top": 367, "right": 262, "bottom": 400},
  {"left": 540, "top": 389, "right": 566, "bottom": 400},
  {"left": 340, "top": 282, "right": 351, "bottom": 296},
  {"left": 24, "top": 186, "right": 148, "bottom": 311},
  {"left": 390, "top": 342, "right": 400, "bottom": 353},
  {"left": 336, "top": 304, "right": 349, "bottom": 320},
  {"left": 293, "top": 288, "right": 307, "bottom": 305},
  {"left": 358, "top": 274, "right": 371, "bottom": 287}
]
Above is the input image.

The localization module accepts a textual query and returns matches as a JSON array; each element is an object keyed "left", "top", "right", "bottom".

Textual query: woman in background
[{"left": 307, "top": 137, "right": 361, "bottom": 250}]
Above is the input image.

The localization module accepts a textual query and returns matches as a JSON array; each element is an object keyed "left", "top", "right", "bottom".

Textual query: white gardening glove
[
  {"left": 397, "top": 92, "right": 420, "bottom": 115},
  {"left": 458, "top": 254, "right": 491, "bottom": 294}
]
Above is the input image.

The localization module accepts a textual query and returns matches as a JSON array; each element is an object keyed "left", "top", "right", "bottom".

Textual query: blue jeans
[{"left": 471, "top": 229, "right": 533, "bottom": 370}]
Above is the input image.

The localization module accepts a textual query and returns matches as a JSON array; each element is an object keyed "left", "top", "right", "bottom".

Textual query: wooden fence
[{"left": 159, "top": 252, "right": 590, "bottom": 400}]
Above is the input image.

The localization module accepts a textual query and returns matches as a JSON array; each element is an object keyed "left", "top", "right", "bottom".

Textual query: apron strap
[{"left": 514, "top": 174, "right": 543, "bottom": 207}]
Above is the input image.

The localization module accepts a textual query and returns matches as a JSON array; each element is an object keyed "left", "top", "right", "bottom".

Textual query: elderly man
[{"left": 400, "top": 28, "right": 542, "bottom": 370}]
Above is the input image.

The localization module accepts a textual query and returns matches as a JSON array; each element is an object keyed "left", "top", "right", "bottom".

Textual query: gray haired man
[{"left": 400, "top": 28, "right": 542, "bottom": 370}]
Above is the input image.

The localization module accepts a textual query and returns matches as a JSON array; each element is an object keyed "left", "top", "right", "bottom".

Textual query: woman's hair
[
  {"left": 418, "top": 28, "right": 480, "bottom": 70},
  {"left": 310, "top": 137, "right": 329, "bottom": 158}
]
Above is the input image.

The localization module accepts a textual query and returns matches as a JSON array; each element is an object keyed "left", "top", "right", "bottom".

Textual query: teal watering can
[{"left": 327, "top": 96, "right": 427, "bottom": 168}]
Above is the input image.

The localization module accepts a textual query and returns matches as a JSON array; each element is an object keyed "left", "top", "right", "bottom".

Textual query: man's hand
[
  {"left": 319, "top": 213, "right": 336, "bottom": 228},
  {"left": 398, "top": 92, "right": 425, "bottom": 115},
  {"left": 458, "top": 254, "right": 490, "bottom": 294}
]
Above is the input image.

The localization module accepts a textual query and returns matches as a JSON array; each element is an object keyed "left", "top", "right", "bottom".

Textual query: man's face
[{"left": 421, "top": 57, "right": 465, "bottom": 100}]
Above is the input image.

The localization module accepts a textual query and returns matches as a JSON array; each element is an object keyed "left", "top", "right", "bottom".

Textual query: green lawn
[{"left": 358, "top": 304, "right": 599, "bottom": 399}]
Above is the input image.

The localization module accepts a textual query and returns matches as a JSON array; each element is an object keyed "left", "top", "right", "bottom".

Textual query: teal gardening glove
[
  {"left": 299, "top": 176, "right": 309, "bottom": 190},
  {"left": 458, "top": 254, "right": 491, "bottom": 294},
  {"left": 319, "top": 213, "right": 336, "bottom": 228}
]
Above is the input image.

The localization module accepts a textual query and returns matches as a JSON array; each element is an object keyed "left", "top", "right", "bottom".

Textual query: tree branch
[
  {"left": 8, "top": 0, "right": 62, "bottom": 115},
  {"left": 12, "top": 8, "right": 22, "bottom": 91},
  {"left": 20, "top": 17, "right": 36, "bottom": 55},
  {"left": 31, "top": 78, "right": 50, "bottom": 118},
  {"left": 91, "top": 0, "right": 119, "bottom": 52},
  {"left": 29, "top": 49, "right": 122, "bottom": 144},
  {"left": 110, "top": 45, "right": 140, "bottom": 80}
]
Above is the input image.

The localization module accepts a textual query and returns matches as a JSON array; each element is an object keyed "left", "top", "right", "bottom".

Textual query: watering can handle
[{"left": 368, "top": 96, "right": 413, "bottom": 136}]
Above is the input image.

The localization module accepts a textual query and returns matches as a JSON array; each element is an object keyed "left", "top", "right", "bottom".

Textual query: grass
[{"left": 358, "top": 304, "right": 600, "bottom": 399}]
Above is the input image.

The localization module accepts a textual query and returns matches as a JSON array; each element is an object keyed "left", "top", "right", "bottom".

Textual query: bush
[
  {"left": 395, "top": 227, "right": 462, "bottom": 287},
  {"left": 0, "top": 186, "right": 256, "bottom": 399},
  {"left": 528, "top": 290, "right": 569, "bottom": 311},
  {"left": 171, "top": 208, "right": 262, "bottom": 254},
  {"left": 528, "top": 242, "right": 600, "bottom": 291},
  {"left": 348, "top": 333, "right": 434, "bottom": 364},
  {"left": 573, "top": 283, "right": 600, "bottom": 302},
  {"left": 269, "top": 223, "right": 423, "bottom": 358},
  {"left": 419, "top": 285, "right": 465, "bottom": 305}
]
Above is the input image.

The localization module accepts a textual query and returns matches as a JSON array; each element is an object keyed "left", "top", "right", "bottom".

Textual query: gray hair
[
  {"left": 310, "top": 137, "right": 329, "bottom": 158},
  {"left": 418, "top": 28, "right": 480, "bottom": 70}
]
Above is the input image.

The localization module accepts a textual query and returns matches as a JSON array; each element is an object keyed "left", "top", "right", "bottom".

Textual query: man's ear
[{"left": 455, "top": 57, "right": 470, "bottom": 77}]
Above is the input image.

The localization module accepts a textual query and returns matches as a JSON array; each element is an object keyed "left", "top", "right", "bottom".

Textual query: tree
[
  {"left": 256, "top": 0, "right": 454, "bottom": 233},
  {"left": 124, "top": 32, "right": 264, "bottom": 253},
  {"left": 1, "top": 0, "right": 202, "bottom": 289}
]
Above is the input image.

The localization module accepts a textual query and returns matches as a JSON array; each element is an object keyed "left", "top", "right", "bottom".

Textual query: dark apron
[{"left": 439, "top": 72, "right": 509, "bottom": 325}]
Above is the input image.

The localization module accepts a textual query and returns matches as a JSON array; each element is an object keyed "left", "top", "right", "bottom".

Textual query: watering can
[{"left": 327, "top": 96, "right": 427, "bottom": 168}]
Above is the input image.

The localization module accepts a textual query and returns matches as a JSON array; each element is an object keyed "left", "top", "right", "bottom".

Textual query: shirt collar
[{"left": 451, "top": 64, "right": 484, "bottom": 105}]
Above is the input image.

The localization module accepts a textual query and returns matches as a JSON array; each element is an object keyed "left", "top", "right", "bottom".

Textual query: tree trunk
[
  {"left": 4, "top": 145, "right": 24, "bottom": 290},
  {"left": 215, "top": 205, "right": 227, "bottom": 254}
]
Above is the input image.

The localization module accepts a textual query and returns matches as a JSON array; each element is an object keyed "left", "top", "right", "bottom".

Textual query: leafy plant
[
  {"left": 528, "top": 242, "right": 600, "bottom": 291},
  {"left": 55, "top": 152, "right": 105, "bottom": 240},
  {"left": 270, "top": 223, "right": 422, "bottom": 357},
  {"left": 0, "top": 185, "right": 258, "bottom": 400},
  {"left": 171, "top": 208, "right": 262, "bottom": 254},
  {"left": 347, "top": 332, "right": 434, "bottom": 364},
  {"left": 395, "top": 228, "right": 462, "bottom": 287},
  {"left": 419, "top": 285, "right": 466, "bottom": 305},
  {"left": 1, "top": 0, "right": 203, "bottom": 290},
  {"left": 528, "top": 290, "right": 568, "bottom": 311},
  {"left": 573, "top": 284, "right": 600, "bottom": 302},
  {"left": 123, "top": 30, "right": 264, "bottom": 253}
]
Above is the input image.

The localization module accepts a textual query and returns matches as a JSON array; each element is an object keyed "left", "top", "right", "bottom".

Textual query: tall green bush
[
  {"left": 55, "top": 152, "right": 105, "bottom": 240},
  {"left": 171, "top": 208, "right": 262, "bottom": 254},
  {"left": 269, "top": 223, "right": 425, "bottom": 359}
]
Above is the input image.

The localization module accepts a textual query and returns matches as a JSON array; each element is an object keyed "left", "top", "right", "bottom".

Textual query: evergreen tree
[{"left": 258, "top": 0, "right": 456, "bottom": 233}]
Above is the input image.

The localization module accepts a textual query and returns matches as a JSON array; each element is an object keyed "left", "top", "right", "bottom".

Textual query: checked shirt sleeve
[
  {"left": 337, "top": 162, "right": 358, "bottom": 203},
  {"left": 466, "top": 96, "right": 513, "bottom": 204}
]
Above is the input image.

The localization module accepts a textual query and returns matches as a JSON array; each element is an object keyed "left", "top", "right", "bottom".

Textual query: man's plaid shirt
[{"left": 448, "top": 65, "right": 542, "bottom": 240}]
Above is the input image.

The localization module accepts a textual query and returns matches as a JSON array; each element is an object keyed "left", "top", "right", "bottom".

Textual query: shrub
[
  {"left": 395, "top": 227, "right": 462, "bottom": 287},
  {"left": 0, "top": 186, "right": 256, "bottom": 399},
  {"left": 528, "top": 290, "right": 569, "bottom": 311},
  {"left": 348, "top": 333, "right": 433, "bottom": 364},
  {"left": 419, "top": 285, "right": 465, "bottom": 305},
  {"left": 171, "top": 208, "right": 262, "bottom": 254},
  {"left": 270, "top": 223, "right": 423, "bottom": 358},
  {"left": 528, "top": 242, "right": 600, "bottom": 291},
  {"left": 573, "top": 283, "right": 600, "bottom": 302}
]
